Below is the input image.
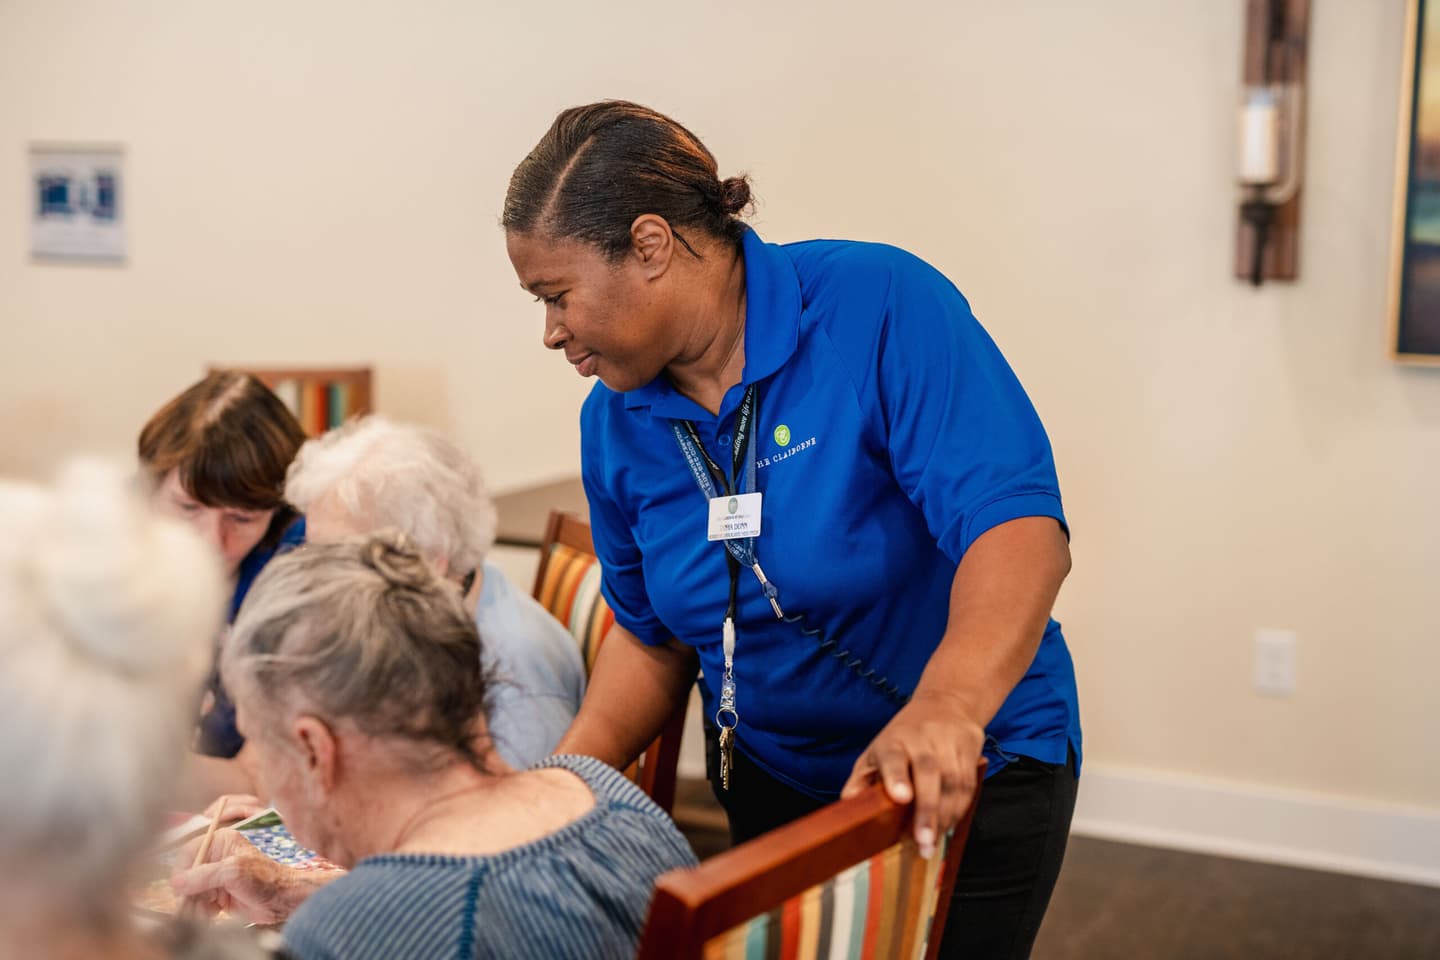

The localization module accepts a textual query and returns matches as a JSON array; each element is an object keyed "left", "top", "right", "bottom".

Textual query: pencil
[
  {"left": 192, "top": 796, "right": 228, "bottom": 868},
  {"left": 181, "top": 796, "right": 227, "bottom": 917}
]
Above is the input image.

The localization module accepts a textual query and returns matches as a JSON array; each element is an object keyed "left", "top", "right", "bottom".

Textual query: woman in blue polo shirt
[{"left": 504, "top": 101, "right": 1080, "bottom": 959}]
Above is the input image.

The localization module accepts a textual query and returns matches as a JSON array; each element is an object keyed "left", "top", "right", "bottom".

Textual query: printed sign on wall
[{"left": 29, "top": 144, "right": 125, "bottom": 263}]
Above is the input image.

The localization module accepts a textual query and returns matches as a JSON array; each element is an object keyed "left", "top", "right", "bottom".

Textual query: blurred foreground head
[{"left": 0, "top": 459, "right": 224, "bottom": 930}]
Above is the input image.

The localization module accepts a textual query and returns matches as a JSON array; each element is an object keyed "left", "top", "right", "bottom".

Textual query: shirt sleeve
[
  {"left": 279, "top": 896, "right": 346, "bottom": 960},
  {"left": 871, "top": 253, "right": 1068, "bottom": 565},
  {"left": 579, "top": 395, "right": 672, "bottom": 647}
]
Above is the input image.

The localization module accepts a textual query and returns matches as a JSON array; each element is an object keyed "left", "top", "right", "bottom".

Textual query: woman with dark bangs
[{"left": 139, "top": 371, "right": 308, "bottom": 774}]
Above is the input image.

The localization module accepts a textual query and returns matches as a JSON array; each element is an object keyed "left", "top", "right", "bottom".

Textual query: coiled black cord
[{"left": 781, "top": 611, "right": 910, "bottom": 706}]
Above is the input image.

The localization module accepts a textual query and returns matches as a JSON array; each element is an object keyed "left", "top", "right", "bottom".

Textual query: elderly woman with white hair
[
  {"left": 179, "top": 533, "right": 695, "bottom": 959},
  {"left": 0, "top": 460, "right": 263, "bottom": 959},
  {"left": 283, "top": 415, "right": 585, "bottom": 769}
]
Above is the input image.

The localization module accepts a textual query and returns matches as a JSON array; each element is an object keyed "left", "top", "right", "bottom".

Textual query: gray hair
[
  {"left": 0, "top": 459, "right": 223, "bottom": 900},
  {"left": 284, "top": 417, "right": 497, "bottom": 577},
  {"left": 224, "top": 532, "right": 492, "bottom": 770}
]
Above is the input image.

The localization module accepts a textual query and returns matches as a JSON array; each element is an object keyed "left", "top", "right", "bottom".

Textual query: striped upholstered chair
[
  {"left": 531, "top": 510, "right": 686, "bottom": 814},
  {"left": 636, "top": 768, "right": 983, "bottom": 960}
]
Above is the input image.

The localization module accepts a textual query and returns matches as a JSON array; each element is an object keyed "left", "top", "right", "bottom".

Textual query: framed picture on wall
[
  {"left": 1390, "top": 1, "right": 1440, "bottom": 362},
  {"left": 28, "top": 144, "right": 126, "bottom": 263}
]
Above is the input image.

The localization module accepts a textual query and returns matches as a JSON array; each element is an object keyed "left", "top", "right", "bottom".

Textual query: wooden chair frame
[
  {"left": 532, "top": 510, "right": 688, "bottom": 814},
  {"left": 531, "top": 510, "right": 601, "bottom": 575},
  {"left": 637, "top": 770, "right": 984, "bottom": 960}
]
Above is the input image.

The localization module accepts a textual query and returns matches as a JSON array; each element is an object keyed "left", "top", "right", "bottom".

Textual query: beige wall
[{"left": 2, "top": 2, "right": 1436, "bottom": 810}]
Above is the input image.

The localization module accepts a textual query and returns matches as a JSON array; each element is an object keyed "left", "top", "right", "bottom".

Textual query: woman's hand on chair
[{"left": 840, "top": 691, "right": 985, "bottom": 859}]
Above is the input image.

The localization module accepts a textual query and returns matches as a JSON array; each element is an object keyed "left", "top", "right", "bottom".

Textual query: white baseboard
[{"left": 1071, "top": 764, "right": 1440, "bottom": 888}]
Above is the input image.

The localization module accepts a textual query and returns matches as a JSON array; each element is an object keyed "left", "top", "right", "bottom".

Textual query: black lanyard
[
  {"left": 669, "top": 384, "right": 781, "bottom": 618},
  {"left": 675, "top": 385, "right": 755, "bottom": 618},
  {"left": 670, "top": 384, "right": 773, "bottom": 791},
  {"left": 678, "top": 383, "right": 755, "bottom": 498}
]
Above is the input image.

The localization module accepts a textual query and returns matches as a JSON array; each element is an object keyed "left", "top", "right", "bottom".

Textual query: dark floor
[
  {"left": 672, "top": 779, "right": 1440, "bottom": 960},
  {"left": 673, "top": 777, "right": 732, "bottom": 860},
  {"left": 1033, "top": 836, "right": 1440, "bottom": 960}
]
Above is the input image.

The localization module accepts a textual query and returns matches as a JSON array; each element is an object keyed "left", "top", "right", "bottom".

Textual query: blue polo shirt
[
  {"left": 580, "top": 228, "right": 1081, "bottom": 799},
  {"left": 230, "top": 515, "right": 307, "bottom": 621},
  {"left": 196, "top": 516, "right": 306, "bottom": 757}
]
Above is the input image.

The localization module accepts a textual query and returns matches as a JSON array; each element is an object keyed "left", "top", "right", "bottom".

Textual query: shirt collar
[{"left": 623, "top": 227, "right": 801, "bottom": 419}]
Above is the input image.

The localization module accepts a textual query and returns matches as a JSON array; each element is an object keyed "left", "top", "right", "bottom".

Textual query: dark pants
[{"left": 704, "top": 727, "right": 1078, "bottom": 960}]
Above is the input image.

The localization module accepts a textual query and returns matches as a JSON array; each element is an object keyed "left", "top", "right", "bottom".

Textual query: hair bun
[
  {"left": 361, "top": 531, "right": 436, "bottom": 591},
  {"left": 719, "top": 175, "right": 753, "bottom": 216}
]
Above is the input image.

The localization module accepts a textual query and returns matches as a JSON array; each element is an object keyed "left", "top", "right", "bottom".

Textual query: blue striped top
[{"left": 280, "top": 755, "right": 697, "bottom": 960}]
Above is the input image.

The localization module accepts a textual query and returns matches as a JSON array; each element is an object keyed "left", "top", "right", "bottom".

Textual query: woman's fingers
[
  {"left": 872, "top": 740, "right": 916, "bottom": 804},
  {"left": 934, "top": 741, "right": 978, "bottom": 841},
  {"left": 908, "top": 750, "right": 943, "bottom": 857},
  {"left": 839, "top": 751, "right": 878, "bottom": 799},
  {"left": 171, "top": 858, "right": 231, "bottom": 899},
  {"left": 840, "top": 737, "right": 915, "bottom": 803},
  {"left": 845, "top": 695, "right": 985, "bottom": 856},
  {"left": 171, "top": 843, "right": 288, "bottom": 925}
]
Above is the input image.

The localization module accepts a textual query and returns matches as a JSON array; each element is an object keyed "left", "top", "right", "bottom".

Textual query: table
[{"left": 492, "top": 476, "right": 588, "bottom": 548}]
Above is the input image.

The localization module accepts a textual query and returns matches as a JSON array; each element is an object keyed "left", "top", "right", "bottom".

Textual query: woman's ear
[
  {"left": 293, "top": 715, "right": 340, "bottom": 796},
  {"left": 629, "top": 214, "right": 675, "bottom": 280}
]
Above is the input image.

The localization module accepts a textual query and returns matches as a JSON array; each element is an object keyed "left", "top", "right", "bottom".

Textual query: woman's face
[
  {"left": 234, "top": 696, "right": 350, "bottom": 867},
  {"left": 155, "top": 469, "right": 274, "bottom": 577},
  {"left": 506, "top": 231, "right": 679, "bottom": 393}
]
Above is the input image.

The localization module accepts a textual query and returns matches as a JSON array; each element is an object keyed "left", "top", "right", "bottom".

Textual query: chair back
[
  {"left": 531, "top": 511, "right": 614, "bottom": 672},
  {"left": 636, "top": 768, "right": 984, "bottom": 960},
  {"left": 532, "top": 510, "right": 685, "bottom": 814}
]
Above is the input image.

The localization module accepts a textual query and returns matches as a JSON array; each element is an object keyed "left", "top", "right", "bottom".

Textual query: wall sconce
[{"left": 1236, "top": 0, "right": 1310, "bottom": 286}]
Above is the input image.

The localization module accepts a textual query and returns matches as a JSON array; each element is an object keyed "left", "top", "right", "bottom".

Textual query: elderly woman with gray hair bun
[
  {"left": 283, "top": 415, "right": 585, "bottom": 769},
  {"left": 196, "top": 416, "right": 586, "bottom": 818},
  {"left": 0, "top": 460, "right": 264, "bottom": 959},
  {"left": 175, "top": 532, "right": 695, "bottom": 960}
]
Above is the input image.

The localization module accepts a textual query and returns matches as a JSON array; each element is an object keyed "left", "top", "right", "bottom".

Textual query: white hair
[
  {"left": 284, "top": 417, "right": 498, "bottom": 576},
  {"left": 0, "top": 459, "right": 224, "bottom": 902}
]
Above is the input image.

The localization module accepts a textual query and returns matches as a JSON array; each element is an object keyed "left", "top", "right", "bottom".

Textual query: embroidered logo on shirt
[
  {"left": 773, "top": 424, "right": 791, "bottom": 447},
  {"left": 757, "top": 435, "right": 818, "bottom": 470}
]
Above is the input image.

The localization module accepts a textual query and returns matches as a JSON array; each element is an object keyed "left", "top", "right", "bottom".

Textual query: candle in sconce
[{"left": 1239, "top": 86, "right": 1281, "bottom": 187}]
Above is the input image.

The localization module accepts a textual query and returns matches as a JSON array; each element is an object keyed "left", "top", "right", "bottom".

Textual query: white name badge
[{"left": 708, "top": 492, "right": 763, "bottom": 541}]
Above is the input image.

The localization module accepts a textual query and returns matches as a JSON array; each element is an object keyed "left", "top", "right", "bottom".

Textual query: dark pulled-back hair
[
  {"left": 137, "top": 372, "right": 307, "bottom": 549},
  {"left": 503, "top": 100, "right": 754, "bottom": 259}
]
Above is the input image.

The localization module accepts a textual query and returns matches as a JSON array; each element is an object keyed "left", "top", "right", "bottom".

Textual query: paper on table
[
  {"left": 232, "top": 810, "right": 339, "bottom": 873},
  {"left": 229, "top": 807, "right": 282, "bottom": 831}
]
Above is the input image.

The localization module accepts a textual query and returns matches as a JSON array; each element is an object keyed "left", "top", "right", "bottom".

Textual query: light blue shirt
[{"left": 474, "top": 561, "right": 586, "bottom": 767}]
